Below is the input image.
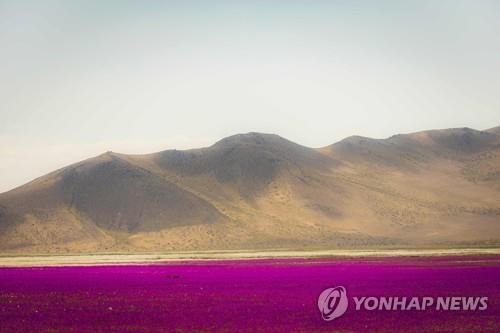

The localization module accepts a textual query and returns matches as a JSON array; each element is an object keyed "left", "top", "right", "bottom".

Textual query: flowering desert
[{"left": 0, "top": 255, "right": 498, "bottom": 332}]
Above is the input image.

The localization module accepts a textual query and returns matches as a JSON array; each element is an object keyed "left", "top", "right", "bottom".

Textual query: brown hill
[
  {"left": 1, "top": 128, "right": 499, "bottom": 253},
  {"left": 486, "top": 126, "right": 500, "bottom": 135}
]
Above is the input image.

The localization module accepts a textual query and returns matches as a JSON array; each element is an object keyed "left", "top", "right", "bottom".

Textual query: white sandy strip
[{"left": 0, "top": 248, "right": 499, "bottom": 267}]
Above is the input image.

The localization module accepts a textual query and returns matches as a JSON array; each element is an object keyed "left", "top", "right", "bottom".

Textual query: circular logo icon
[{"left": 318, "top": 286, "right": 348, "bottom": 321}]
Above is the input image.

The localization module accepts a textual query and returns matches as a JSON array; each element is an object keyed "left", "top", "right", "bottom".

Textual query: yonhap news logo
[
  {"left": 318, "top": 286, "right": 488, "bottom": 321},
  {"left": 317, "top": 286, "right": 348, "bottom": 321}
]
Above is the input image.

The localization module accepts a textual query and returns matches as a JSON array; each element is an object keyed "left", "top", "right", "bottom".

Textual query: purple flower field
[{"left": 0, "top": 256, "right": 499, "bottom": 332}]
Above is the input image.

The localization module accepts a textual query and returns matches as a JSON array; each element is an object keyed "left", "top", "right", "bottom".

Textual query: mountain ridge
[{"left": 1, "top": 126, "right": 499, "bottom": 253}]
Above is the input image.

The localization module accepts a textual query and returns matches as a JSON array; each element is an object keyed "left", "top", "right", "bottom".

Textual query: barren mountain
[{"left": 1, "top": 127, "right": 499, "bottom": 254}]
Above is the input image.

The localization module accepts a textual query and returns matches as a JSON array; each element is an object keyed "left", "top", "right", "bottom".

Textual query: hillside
[{"left": 1, "top": 127, "right": 499, "bottom": 253}]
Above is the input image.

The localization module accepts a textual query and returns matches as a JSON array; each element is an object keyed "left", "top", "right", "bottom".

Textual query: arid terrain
[{"left": 1, "top": 126, "right": 499, "bottom": 254}]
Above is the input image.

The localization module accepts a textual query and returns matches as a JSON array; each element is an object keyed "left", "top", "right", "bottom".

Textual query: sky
[{"left": 1, "top": 0, "right": 500, "bottom": 192}]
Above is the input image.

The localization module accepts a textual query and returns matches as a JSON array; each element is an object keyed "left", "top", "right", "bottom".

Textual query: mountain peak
[
  {"left": 1, "top": 126, "right": 500, "bottom": 253},
  {"left": 212, "top": 132, "right": 291, "bottom": 148}
]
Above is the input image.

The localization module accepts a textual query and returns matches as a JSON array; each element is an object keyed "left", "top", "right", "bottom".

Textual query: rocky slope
[{"left": 1, "top": 127, "right": 499, "bottom": 253}]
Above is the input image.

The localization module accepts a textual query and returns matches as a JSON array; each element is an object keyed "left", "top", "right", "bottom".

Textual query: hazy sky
[{"left": 1, "top": 0, "right": 500, "bottom": 192}]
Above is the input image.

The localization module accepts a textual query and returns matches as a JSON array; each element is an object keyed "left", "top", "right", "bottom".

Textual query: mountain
[
  {"left": 1, "top": 127, "right": 499, "bottom": 254},
  {"left": 487, "top": 126, "right": 500, "bottom": 135}
]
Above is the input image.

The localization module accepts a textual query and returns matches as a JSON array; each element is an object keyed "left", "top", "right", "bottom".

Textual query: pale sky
[{"left": 1, "top": 0, "right": 499, "bottom": 193}]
